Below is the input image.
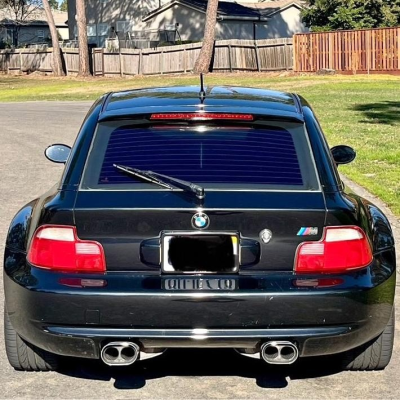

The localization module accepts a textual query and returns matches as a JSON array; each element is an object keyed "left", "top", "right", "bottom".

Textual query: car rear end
[{"left": 4, "top": 91, "right": 395, "bottom": 369}]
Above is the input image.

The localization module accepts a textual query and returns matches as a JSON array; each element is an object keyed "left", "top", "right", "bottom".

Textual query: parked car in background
[{"left": 3, "top": 83, "right": 395, "bottom": 372}]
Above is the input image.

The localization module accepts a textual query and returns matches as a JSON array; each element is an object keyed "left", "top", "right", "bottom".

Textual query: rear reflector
[
  {"left": 27, "top": 225, "right": 106, "bottom": 273},
  {"left": 59, "top": 278, "right": 107, "bottom": 288},
  {"left": 295, "top": 226, "right": 373, "bottom": 274},
  {"left": 150, "top": 113, "right": 254, "bottom": 121},
  {"left": 293, "top": 278, "right": 344, "bottom": 288}
]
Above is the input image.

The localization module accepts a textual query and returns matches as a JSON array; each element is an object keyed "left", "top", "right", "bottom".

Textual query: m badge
[{"left": 297, "top": 227, "right": 319, "bottom": 236}]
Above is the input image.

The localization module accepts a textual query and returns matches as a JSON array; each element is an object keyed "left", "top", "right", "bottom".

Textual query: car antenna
[{"left": 199, "top": 73, "right": 206, "bottom": 103}]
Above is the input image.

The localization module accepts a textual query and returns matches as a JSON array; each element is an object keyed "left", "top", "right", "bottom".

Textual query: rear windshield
[{"left": 81, "top": 122, "right": 320, "bottom": 191}]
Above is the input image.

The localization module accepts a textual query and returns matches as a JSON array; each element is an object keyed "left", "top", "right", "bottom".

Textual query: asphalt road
[{"left": 0, "top": 102, "right": 399, "bottom": 399}]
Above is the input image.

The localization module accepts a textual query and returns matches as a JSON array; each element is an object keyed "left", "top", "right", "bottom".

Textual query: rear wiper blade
[
  {"left": 113, "top": 164, "right": 205, "bottom": 200},
  {"left": 149, "top": 171, "right": 205, "bottom": 200},
  {"left": 113, "top": 164, "right": 174, "bottom": 190}
]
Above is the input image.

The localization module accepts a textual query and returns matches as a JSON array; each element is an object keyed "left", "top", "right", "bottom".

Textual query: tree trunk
[
  {"left": 76, "top": 0, "right": 90, "bottom": 76},
  {"left": 42, "top": 0, "right": 65, "bottom": 76},
  {"left": 193, "top": 0, "right": 219, "bottom": 73}
]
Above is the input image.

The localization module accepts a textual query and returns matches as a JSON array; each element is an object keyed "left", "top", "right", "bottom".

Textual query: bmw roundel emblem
[{"left": 192, "top": 212, "right": 210, "bottom": 229}]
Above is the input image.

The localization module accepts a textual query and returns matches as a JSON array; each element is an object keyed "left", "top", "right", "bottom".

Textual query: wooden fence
[
  {"left": 0, "top": 38, "right": 293, "bottom": 76},
  {"left": 294, "top": 27, "right": 400, "bottom": 73},
  {"left": 0, "top": 48, "right": 53, "bottom": 73},
  {"left": 3, "top": 30, "right": 400, "bottom": 76},
  {"left": 89, "top": 38, "right": 293, "bottom": 76}
]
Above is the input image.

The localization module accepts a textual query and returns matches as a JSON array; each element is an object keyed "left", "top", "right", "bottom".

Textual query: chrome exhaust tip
[
  {"left": 261, "top": 341, "right": 299, "bottom": 365},
  {"left": 101, "top": 342, "right": 140, "bottom": 366}
]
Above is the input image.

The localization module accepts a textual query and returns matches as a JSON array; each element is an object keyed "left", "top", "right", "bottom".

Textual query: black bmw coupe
[{"left": 3, "top": 83, "right": 396, "bottom": 372}]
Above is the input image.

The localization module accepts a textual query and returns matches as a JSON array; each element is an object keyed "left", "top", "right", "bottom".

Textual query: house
[
  {"left": 0, "top": 8, "right": 69, "bottom": 48},
  {"left": 67, "top": 0, "right": 168, "bottom": 47},
  {"left": 67, "top": 0, "right": 308, "bottom": 47},
  {"left": 143, "top": 0, "right": 268, "bottom": 42},
  {"left": 143, "top": 0, "right": 308, "bottom": 41},
  {"left": 241, "top": 1, "right": 309, "bottom": 39}
]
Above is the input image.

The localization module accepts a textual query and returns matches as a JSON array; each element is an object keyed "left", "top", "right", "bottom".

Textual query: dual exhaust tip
[
  {"left": 101, "top": 340, "right": 298, "bottom": 367},
  {"left": 261, "top": 341, "right": 299, "bottom": 365},
  {"left": 101, "top": 342, "right": 140, "bottom": 366}
]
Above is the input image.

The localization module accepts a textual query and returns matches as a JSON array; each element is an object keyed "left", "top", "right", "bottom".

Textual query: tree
[
  {"left": 76, "top": 0, "right": 90, "bottom": 76},
  {"left": 59, "top": 0, "right": 67, "bottom": 12},
  {"left": 48, "top": 0, "right": 58, "bottom": 9},
  {"left": 42, "top": 0, "right": 64, "bottom": 75},
  {"left": 302, "top": 0, "right": 400, "bottom": 31},
  {"left": 0, "top": 1, "right": 43, "bottom": 47},
  {"left": 193, "top": 0, "right": 219, "bottom": 73}
]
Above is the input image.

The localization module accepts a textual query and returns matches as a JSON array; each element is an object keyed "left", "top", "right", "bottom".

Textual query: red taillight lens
[
  {"left": 27, "top": 225, "right": 106, "bottom": 273},
  {"left": 150, "top": 113, "right": 254, "bottom": 121},
  {"left": 295, "top": 226, "right": 373, "bottom": 274}
]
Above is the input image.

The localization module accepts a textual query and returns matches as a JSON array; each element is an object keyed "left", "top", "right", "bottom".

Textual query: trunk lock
[{"left": 259, "top": 229, "right": 273, "bottom": 244}]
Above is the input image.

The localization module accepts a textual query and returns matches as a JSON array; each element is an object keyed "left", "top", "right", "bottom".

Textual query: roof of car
[{"left": 99, "top": 86, "right": 304, "bottom": 122}]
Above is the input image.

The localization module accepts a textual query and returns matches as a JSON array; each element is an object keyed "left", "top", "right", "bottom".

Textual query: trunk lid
[{"left": 74, "top": 190, "right": 326, "bottom": 272}]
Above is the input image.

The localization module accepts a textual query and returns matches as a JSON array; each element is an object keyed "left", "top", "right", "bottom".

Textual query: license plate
[
  {"left": 163, "top": 278, "right": 237, "bottom": 291},
  {"left": 161, "top": 232, "right": 239, "bottom": 273}
]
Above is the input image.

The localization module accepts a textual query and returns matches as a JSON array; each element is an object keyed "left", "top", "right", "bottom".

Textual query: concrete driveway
[{"left": 0, "top": 102, "right": 399, "bottom": 399}]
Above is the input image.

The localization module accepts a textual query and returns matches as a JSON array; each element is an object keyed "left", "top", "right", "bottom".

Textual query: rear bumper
[
  {"left": 39, "top": 325, "right": 380, "bottom": 359},
  {"left": 4, "top": 263, "right": 396, "bottom": 360}
]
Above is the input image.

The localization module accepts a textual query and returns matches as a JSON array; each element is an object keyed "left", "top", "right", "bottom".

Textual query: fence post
[
  {"left": 19, "top": 49, "right": 23, "bottom": 73},
  {"left": 254, "top": 42, "right": 261, "bottom": 72},
  {"left": 139, "top": 49, "right": 143, "bottom": 75},
  {"left": 92, "top": 48, "right": 96, "bottom": 76},
  {"left": 160, "top": 50, "right": 164, "bottom": 75},
  {"left": 101, "top": 49, "right": 105, "bottom": 76},
  {"left": 397, "top": 28, "right": 400, "bottom": 71},
  {"left": 293, "top": 36, "right": 297, "bottom": 72},
  {"left": 367, "top": 30, "right": 371, "bottom": 75},
  {"left": 183, "top": 48, "right": 187, "bottom": 73},
  {"left": 284, "top": 39, "right": 290, "bottom": 71},
  {"left": 6, "top": 50, "right": 10, "bottom": 74},
  {"left": 228, "top": 44, "right": 232, "bottom": 72},
  {"left": 119, "top": 48, "right": 124, "bottom": 77},
  {"left": 328, "top": 33, "right": 333, "bottom": 69}
]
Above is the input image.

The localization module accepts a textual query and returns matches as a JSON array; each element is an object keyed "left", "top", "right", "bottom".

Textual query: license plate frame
[
  {"left": 163, "top": 277, "right": 237, "bottom": 291},
  {"left": 161, "top": 231, "right": 240, "bottom": 274}
]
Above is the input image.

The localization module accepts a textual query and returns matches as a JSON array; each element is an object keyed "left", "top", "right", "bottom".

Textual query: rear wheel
[
  {"left": 341, "top": 308, "right": 395, "bottom": 371},
  {"left": 4, "top": 307, "right": 59, "bottom": 371}
]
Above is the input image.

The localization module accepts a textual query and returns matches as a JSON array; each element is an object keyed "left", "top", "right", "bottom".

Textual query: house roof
[
  {"left": 143, "top": 0, "right": 264, "bottom": 22},
  {"left": 238, "top": 1, "right": 305, "bottom": 16},
  {"left": 0, "top": 7, "right": 68, "bottom": 27}
]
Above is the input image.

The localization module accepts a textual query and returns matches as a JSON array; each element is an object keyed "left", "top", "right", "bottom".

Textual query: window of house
[
  {"left": 37, "top": 30, "right": 45, "bottom": 41},
  {"left": 6, "top": 28, "right": 14, "bottom": 42},
  {"left": 97, "top": 24, "right": 109, "bottom": 37},
  {"left": 116, "top": 21, "right": 131, "bottom": 34},
  {"left": 87, "top": 24, "right": 97, "bottom": 37}
]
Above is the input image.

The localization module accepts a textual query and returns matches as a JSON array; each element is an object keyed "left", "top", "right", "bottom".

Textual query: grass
[{"left": 0, "top": 73, "right": 399, "bottom": 216}]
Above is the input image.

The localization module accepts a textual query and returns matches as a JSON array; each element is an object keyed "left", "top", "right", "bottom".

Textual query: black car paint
[{"left": 3, "top": 86, "right": 396, "bottom": 361}]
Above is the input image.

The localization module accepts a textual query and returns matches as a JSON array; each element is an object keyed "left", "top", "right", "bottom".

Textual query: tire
[
  {"left": 341, "top": 307, "right": 395, "bottom": 371},
  {"left": 4, "top": 307, "right": 59, "bottom": 371}
]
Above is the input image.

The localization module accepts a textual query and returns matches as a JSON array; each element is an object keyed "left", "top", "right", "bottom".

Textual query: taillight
[
  {"left": 295, "top": 226, "right": 373, "bottom": 274},
  {"left": 27, "top": 225, "right": 106, "bottom": 273},
  {"left": 150, "top": 113, "right": 254, "bottom": 121}
]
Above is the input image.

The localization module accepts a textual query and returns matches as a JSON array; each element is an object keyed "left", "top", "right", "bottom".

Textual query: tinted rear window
[{"left": 82, "top": 123, "right": 319, "bottom": 191}]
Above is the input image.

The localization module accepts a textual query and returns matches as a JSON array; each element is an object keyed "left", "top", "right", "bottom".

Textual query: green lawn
[{"left": 0, "top": 73, "right": 399, "bottom": 215}]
